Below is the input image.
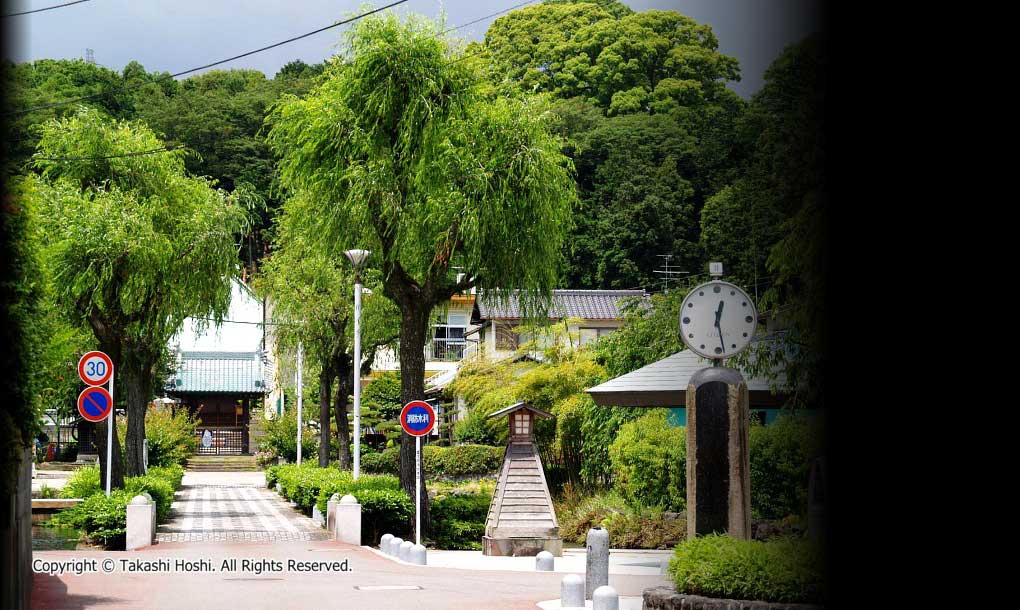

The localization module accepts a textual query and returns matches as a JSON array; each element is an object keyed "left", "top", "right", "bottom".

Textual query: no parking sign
[
  {"left": 401, "top": 399, "right": 436, "bottom": 547},
  {"left": 399, "top": 400, "right": 435, "bottom": 437}
]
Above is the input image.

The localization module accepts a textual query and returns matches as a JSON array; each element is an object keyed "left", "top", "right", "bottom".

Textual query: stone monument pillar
[{"left": 685, "top": 367, "right": 751, "bottom": 539}]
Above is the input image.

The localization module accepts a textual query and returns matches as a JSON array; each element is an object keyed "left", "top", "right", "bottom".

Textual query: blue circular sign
[
  {"left": 77, "top": 386, "right": 113, "bottom": 422},
  {"left": 400, "top": 401, "right": 435, "bottom": 437}
]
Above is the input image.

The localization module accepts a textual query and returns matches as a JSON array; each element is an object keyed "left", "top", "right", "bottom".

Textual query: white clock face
[{"left": 679, "top": 280, "right": 757, "bottom": 359}]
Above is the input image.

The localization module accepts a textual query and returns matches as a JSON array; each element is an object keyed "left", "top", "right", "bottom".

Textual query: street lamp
[{"left": 343, "top": 249, "right": 370, "bottom": 479}]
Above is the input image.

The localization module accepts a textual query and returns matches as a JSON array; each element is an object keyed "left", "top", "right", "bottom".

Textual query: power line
[
  {"left": 34, "top": 145, "right": 182, "bottom": 161},
  {"left": 3, "top": 0, "right": 411, "bottom": 117},
  {"left": 2, "top": 0, "right": 91, "bottom": 18},
  {"left": 442, "top": 0, "right": 536, "bottom": 34}
]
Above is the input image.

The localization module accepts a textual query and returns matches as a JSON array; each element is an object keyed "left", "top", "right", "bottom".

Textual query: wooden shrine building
[{"left": 483, "top": 402, "right": 562, "bottom": 556}]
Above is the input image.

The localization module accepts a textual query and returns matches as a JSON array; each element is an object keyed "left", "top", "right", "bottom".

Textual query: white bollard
[
  {"left": 380, "top": 533, "right": 394, "bottom": 552},
  {"left": 409, "top": 543, "right": 427, "bottom": 565},
  {"left": 593, "top": 585, "right": 619, "bottom": 610},
  {"left": 536, "top": 550, "right": 554, "bottom": 571},
  {"left": 335, "top": 494, "right": 362, "bottom": 545},
  {"left": 327, "top": 493, "right": 340, "bottom": 533},
  {"left": 389, "top": 537, "right": 404, "bottom": 556},
  {"left": 126, "top": 495, "right": 155, "bottom": 550},
  {"left": 560, "top": 574, "right": 585, "bottom": 608},
  {"left": 398, "top": 540, "right": 413, "bottom": 561},
  {"left": 585, "top": 526, "right": 610, "bottom": 599}
]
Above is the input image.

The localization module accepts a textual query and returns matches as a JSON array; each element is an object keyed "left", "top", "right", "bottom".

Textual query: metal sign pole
[
  {"left": 415, "top": 434, "right": 421, "bottom": 546},
  {"left": 296, "top": 341, "right": 303, "bottom": 466},
  {"left": 106, "top": 369, "right": 114, "bottom": 497}
]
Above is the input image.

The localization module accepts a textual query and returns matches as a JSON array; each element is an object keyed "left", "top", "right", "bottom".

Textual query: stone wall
[
  {"left": 0, "top": 447, "right": 33, "bottom": 610},
  {"left": 643, "top": 586, "right": 825, "bottom": 610}
]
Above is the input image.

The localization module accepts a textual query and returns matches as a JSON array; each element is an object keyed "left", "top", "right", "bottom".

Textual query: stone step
[{"left": 500, "top": 504, "right": 551, "bottom": 513}]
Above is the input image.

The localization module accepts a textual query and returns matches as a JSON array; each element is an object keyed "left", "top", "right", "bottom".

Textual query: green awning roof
[{"left": 166, "top": 351, "right": 267, "bottom": 395}]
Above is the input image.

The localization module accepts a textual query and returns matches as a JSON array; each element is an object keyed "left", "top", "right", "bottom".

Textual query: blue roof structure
[{"left": 166, "top": 351, "right": 268, "bottom": 395}]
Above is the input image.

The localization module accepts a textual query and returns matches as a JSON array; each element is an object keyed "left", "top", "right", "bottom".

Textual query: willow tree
[
  {"left": 30, "top": 107, "right": 250, "bottom": 481},
  {"left": 267, "top": 14, "right": 576, "bottom": 531},
  {"left": 257, "top": 191, "right": 398, "bottom": 468}
]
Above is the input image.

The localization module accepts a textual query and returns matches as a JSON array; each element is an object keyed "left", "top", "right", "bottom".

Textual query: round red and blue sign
[
  {"left": 399, "top": 400, "right": 435, "bottom": 437},
  {"left": 77, "top": 386, "right": 113, "bottom": 423},
  {"left": 78, "top": 350, "right": 113, "bottom": 386}
]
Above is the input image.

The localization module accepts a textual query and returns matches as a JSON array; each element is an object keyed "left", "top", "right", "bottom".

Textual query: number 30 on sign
[{"left": 78, "top": 351, "right": 114, "bottom": 386}]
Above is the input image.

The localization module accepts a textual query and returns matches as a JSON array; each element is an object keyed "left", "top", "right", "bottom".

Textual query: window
[
  {"left": 579, "top": 327, "right": 613, "bottom": 347},
  {"left": 431, "top": 312, "right": 468, "bottom": 361},
  {"left": 495, "top": 322, "right": 518, "bottom": 351},
  {"left": 514, "top": 412, "right": 530, "bottom": 436}
]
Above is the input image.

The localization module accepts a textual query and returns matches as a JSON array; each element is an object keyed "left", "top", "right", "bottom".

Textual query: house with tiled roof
[{"left": 470, "top": 289, "right": 648, "bottom": 359}]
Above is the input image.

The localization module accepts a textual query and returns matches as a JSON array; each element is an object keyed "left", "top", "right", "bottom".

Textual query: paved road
[
  {"left": 156, "top": 471, "right": 328, "bottom": 543},
  {"left": 32, "top": 540, "right": 670, "bottom": 610}
]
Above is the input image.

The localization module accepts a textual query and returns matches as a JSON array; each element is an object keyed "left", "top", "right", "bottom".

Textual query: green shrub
[
  {"left": 313, "top": 474, "right": 403, "bottom": 515},
  {"left": 750, "top": 414, "right": 821, "bottom": 519},
  {"left": 125, "top": 474, "right": 175, "bottom": 521},
  {"left": 147, "top": 464, "right": 185, "bottom": 490},
  {"left": 258, "top": 407, "right": 319, "bottom": 463},
  {"left": 265, "top": 464, "right": 282, "bottom": 488},
  {"left": 423, "top": 444, "right": 503, "bottom": 477},
  {"left": 60, "top": 464, "right": 101, "bottom": 499},
  {"left": 555, "top": 487, "right": 684, "bottom": 549},
  {"left": 49, "top": 490, "right": 131, "bottom": 549},
  {"left": 609, "top": 410, "right": 686, "bottom": 511},
  {"left": 668, "top": 534, "right": 826, "bottom": 604},
  {"left": 115, "top": 406, "right": 199, "bottom": 468},
  {"left": 428, "top": 492, "right": 491, "bottom": 550},
  {"left": 360, "top": 446, "right": 399, "bottom": 474},
  {"left": 356, "top": 488, "right": 414, "bottom": 544}
]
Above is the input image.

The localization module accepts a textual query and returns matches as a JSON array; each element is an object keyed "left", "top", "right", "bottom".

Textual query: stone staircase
[{"left": 185, "top": 455, "right": 258, "bottom": 472}]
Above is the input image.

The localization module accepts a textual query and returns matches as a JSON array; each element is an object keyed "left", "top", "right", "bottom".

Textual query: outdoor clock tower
[{"left": 679, "top": 263, "right": 756, "bottom": 540}]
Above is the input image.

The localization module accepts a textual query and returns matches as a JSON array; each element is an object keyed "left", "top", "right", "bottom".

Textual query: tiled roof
[
  {"left": 475, "top": 289, "right": 648, "bottom": 321},
  {"left": 166, "top": 351, "right": 268, "bottom": 395}
]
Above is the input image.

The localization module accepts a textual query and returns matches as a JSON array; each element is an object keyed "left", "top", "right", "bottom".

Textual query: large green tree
[
  {"left": 267, "top": 14, "right": 575, "bottom": 534},
  {"left": 29, "top": 107, "right": 250, "bottom": 481},
  {"left": 257, "top": 191, "right": 398, "bottom": 468}
]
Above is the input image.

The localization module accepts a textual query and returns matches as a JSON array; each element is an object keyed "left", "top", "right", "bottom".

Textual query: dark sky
[{"left": 3, "top": 0, "right": 823, "bottom": 98}]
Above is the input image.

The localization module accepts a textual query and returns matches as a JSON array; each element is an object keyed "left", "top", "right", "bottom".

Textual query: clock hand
[{"left": 715, "top": 301, "right": 725, "bottom": 353}]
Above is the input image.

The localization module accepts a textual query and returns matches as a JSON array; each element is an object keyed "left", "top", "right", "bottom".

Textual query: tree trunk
[
  {"left": 122, "top": 363, "right": 152, "bottom": 477},
  {"left": 318, "top": 367, "right": 332, "bottom": 467},
  {"left": 397, "top": 302, "right": 431, "bottom": 538},
  {"left": 94, "top": 415, "right": 124, "bottom": 490},
  {"left": 334, "top": 365, "right": 352, "bottom": 470}
]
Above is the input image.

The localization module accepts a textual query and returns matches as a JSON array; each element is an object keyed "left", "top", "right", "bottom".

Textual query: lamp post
[{"left": 344, "top": 249, "right": 371, "bottom": 479}]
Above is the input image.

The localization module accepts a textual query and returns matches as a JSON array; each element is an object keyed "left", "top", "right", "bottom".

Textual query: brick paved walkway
[{"left": 156, "top": 471, "right": 329, "bottom": 543}]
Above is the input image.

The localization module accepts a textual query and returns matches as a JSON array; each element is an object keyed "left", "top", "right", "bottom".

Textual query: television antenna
[{"left": 652, "top": 255, "right": 689, "bottom": 293}]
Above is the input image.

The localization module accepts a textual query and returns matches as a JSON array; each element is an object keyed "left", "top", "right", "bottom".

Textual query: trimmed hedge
[
  {"left": 48, "top": 463, "right": 185, "bottom": 549},
  {"left": 268, "top": 463, "right": 413, "bottom": 542},
  {"left": 428, "top": 492, "right": 491, "bottom": 550},
  {"left": 360, "top": 444, "right": 503, "bottom": 477},
  {"left": 668, "top": 534, "right": 826, "bottom": 604}
]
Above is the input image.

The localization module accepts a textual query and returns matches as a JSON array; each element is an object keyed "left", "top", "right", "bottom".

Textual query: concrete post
[
  {"left": 335, "top": 494, "right": 361, "bottom": 545},
  {"left": 141, "top": 492, "right": 155, "bottom": 543},
  {"left": 409, "top": 543, "right": 427, "bottom": 565},
  {"left": 535, "top": 550, "right": 554, "bottom": 571},
  {"left": 126, "top": 495, "right": 155, "bottom": 550},
  {"left": 560, "top": 574, "right": 584, "bottom": 608},
  {"left": 380, "top": 533, "right": 394, "bottom": 552},
  {"left": 686, "top": 367, "right": 751, "bottom": 539},
  {"left": 592, "top": 585, "right": 619, "bottom": 610},
  {"left": 398, "top": 540, "right": 413, "bottom": 561},
  {"left": 585, "top": 526, "right": 609, "bottom": 599},
  {"left": 326, "top": 493, "right": 340, "bottom": 533},
  {"left": 389, "top": 537, "right": 404, "bottom": 556}
]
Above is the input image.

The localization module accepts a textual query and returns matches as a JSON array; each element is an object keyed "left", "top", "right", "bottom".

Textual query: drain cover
[{"left": 354, "top": 585, "right": 423, "bottom": 591}]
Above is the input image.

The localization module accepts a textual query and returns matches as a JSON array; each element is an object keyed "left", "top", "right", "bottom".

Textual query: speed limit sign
[{"left": 78, "top": 351, "right": 114, "bottom": 386}]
